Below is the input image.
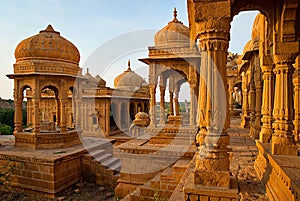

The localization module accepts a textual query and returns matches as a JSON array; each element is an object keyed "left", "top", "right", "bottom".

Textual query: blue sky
[{"left": 0, "top": 1, "right": 258, "bottom": 99}]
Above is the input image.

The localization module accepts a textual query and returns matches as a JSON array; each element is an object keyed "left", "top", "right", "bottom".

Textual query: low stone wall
[{"left": 254, "top": 141, "right": 300, "bottom": 201}]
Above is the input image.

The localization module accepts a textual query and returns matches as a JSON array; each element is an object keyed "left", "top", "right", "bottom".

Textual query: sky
[{"left": 0, "top": 0, "right": 259, "bottom": 100}]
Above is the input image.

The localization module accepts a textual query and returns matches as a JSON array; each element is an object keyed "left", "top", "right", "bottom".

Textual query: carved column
[
  {"left": 56, "top": 97, "right": 60, "bottom": 127},
  {"left": 228, "top": 82, "right": 234, "bottom": 112},
  {"left": 249, "top": 64, "right": 256, "bottom": 138},
  {"left": 253, "top": 58, "right": 262, "bottom": 139},
  {"left": 294, "top": 56, "right": 300, "bottom": 141},
  {"left": 149, "top": 84, "right": 157, "bottom": 127},
  {"left": 14, "top": 90, "right": 23, "bottom": 133},
  {"left": 259, "top": 61, "right": 274, "bottom": 142},
  {"left": 159, "top": 86, "right": 166, "bottom": 124},
  {"left": 169, "top": 91, "right": 174, "bottom": 116},
  {"left": 272, "top": 54, "right": 298, "bottom": 155},
  {"left": 190, "top": 84, "right": 196, "bottom": 126},
  {"left": 195, "top": 17, "right": 231, "bottom": 187},
  {"left": 241, "top": 71, "right": 250, "bottom": 127},
  {"left": 60, "top": 98, "right": 67, "bottom": 132},
  {"left": 174, "top": 86, "right": 180, "bottom": 116},
  {"left": 32, "top": 98, "right": 40, "bottom": 134}
]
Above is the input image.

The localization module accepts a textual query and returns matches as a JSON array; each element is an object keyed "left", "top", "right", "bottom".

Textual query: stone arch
[
  {"left": 231, "top": 0, "right": 273, "bottom": 19},
  {"left": 144, "top": 102, "right": 149, "bottom": 113},
  {"left": 137, "top": 102, "right": 142, "bottom": 112}
]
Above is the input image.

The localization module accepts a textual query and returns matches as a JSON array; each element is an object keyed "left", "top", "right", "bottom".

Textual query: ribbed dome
[
  {"left": 243, "top": 40, "right": 254, "bottom": 54},
  {"left": 114, "top": 60, "right": 147, "bottom": 91},
  {"left": 15, "top": 25, "right": 80, "bottom": 64},
  {"left": 251, "top": 13, "right": 263, "bottom": 40},
  {"left": 154, "top": 8, "right": 190, "bottom": 48}
]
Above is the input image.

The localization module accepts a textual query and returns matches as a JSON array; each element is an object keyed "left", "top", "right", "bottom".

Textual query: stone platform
[
  {"left": 0, "top": 136, "right": 119, "bottom": 198},
  {"left": 14, "top": 130, "right": 81, "bottom": 149}
]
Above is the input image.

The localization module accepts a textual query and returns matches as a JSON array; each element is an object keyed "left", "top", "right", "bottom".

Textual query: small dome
[
  {"left": 135, "top": 111, "right": 149, "bottom": 121},
  {"left": 251, "top": 13, "right": 263, "bottom": 40},
  {"left": 114, "top": 60, "right": 147, "bottom": 91},
  {"left": 15, "top": 25, "right": 80, "bottom": 64},
  {"left": 154, "top": 8, "right": 190, "bottom": 48},
  {"left": 95, "top": 75, "right": 106, "bottom": 87},
  {"left": 243, "top": 40, "right": 254, "bottom": 54},
  {"left": 84, "top": 69, "right": 106, "bottom": 87}
]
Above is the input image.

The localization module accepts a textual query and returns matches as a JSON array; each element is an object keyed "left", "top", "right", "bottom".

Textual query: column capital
[{"left": 273, "top": 53, "right": 297, "bottom": 65}]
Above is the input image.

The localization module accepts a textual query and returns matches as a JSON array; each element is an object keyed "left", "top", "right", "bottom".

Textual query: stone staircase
[
  {"left": 81, "top": 138, "right": 121, "bottom": 189},
  {"left": 126, "top": 159, "right": 191, "bottom": 201}
]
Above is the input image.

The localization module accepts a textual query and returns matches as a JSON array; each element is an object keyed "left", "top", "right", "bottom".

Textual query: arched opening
[
  {"left": 40, "top": 85, "right": 59, "bottom": 131},
  {"left": 129, "top": 102, "right": 135, "bottom": 123},
  {"left": 144, "top": 102, "right": 149, "bottom": 114},
  {"left": 121, "top": 102, "right": 127, "bottom": 129},
  {"left": 110, "top": 102, "right": 118, "bottom": 132},
  {"left": 137, "top": 102, "right": 142, "bottom": 113}
]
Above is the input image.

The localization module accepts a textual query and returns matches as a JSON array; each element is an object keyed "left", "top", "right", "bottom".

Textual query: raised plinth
[
  {"left": 167, "top": 115, "right": 182, "bottom": 126},
  {"left": 254, "top": 141, "right": 300, "bottom": 201},
  {"left": 0, "top": 144, "right": 86, "bottom": 198},
  {"left": 14, "top": 130, "right": 81, "bottom": 149}
]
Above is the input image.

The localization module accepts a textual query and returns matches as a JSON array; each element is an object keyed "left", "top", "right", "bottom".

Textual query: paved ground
[{"left": 228, "top": 116, "right": 269, "bottom": 201}]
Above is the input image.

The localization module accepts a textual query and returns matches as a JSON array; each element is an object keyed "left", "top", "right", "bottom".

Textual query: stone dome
[
  {"left": 251, "top": 13, "right": 263, "bottom": 40},
  {"left": 84, "top": 68, "right": 106, "bottom": 87},
  {"left": 243, "top": 40, "right": 254, "bottom": 54},
  {"left": 15, "top": 25, "right": 80, "bottom": 64},
  {"left": 114, "top": 60, "right": 147, "bottom": 91},
  {"left": 154, "top": 8, "right": 190, "bottom": 48}
]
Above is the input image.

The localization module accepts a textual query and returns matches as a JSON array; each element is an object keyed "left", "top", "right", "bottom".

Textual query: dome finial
[
  {"left": 127, "top": 59, "right": 131, "bottom": 71},
  {"left": 173, "top": 7, "right": 177, "bottom": 19},
  {"left": 40, "top": 24, "right": 60, "bottom": 35},
  {"left": 87, "top": 68, "right": 90, "bottom": 74}
]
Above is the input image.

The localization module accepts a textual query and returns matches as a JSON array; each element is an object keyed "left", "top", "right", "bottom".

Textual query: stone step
[
  {"left": 101, "top": 157, "right": 120, "bottom": 168},
  {"left": 87, "top": 149, "right": 106, "bottom": 159},
  {"left": 83, "top": 138, "right": 113, "bottom": 154},
  {"left": 93, "top": 153, "right": 112, "bottom": 163},
  {"left": 107, "top": 161, "right": 121, "bottom": 173}
]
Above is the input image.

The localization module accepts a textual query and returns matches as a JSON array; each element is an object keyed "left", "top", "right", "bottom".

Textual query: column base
[
  {"left": 240, "top": 115, "right": 250, "bottom": 128},
  {"left": 259, "top": 127, "right": 273, "bottom": 143},
  {"left": 185, "top": 171, "right": 238, "bottom": 201},
  {"left": 194, "top": 169, "right": 230, "bottom": 188}
]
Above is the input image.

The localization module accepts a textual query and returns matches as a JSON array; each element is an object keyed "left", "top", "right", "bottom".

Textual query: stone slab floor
[{"left": 228, "top": 116, "right": 269, "bottom": 201}]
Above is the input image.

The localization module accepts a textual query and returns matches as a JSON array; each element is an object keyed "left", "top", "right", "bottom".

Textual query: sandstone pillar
[
  {"left": 32, "top": 98, "right": 40, "bottom": 134},
  {"left": 174, "top": 87, "right": 180, "bottom": 116},
  {"left": 159, "top": 86, "right": 166, "bottom": 124},
  {"left": 190, "top": 84, "right": 196, "bottom": 126},
  {"left": 272, "top": 54, "right": 298, "bottom": 155},
  {"left": 259, "top": 61, "right": 274, "bottom": 143},
  {"left": 253, "top": 62, "right": 262, "bottom": 139},
  {"left": 169, "top": 91, "right": 174, "bottom": 115},
  {"left": 56, "top": 97, "right": 60, "bottom": 127},
  {"left": 195, "top": 17, "right": 231, "bottom": 187},
  {"left": 149, "top": 84, "right": 157, "bottom": 127},
  {"left": 14, "top": 97, "right": 23, "bottom": 133},
  {"left": 249, "top": 68, "right": 256, "bottom": 138},
  {"left": 75, "top": 99, "right": 82, "bottom": 130},
  {"left": 293, "top": 56, "right": 300, "bottom": 141},
  {"left": 241, "top": 72, "right": 250, "bottom": 128},
  {"left": 228, "top": 82, "right": 234, "bottom": 112},
  {"left": 60, "top": 99, "right": 67, "bottom": 132}
]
